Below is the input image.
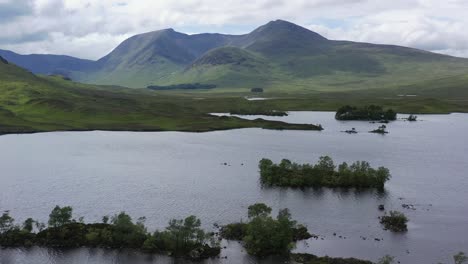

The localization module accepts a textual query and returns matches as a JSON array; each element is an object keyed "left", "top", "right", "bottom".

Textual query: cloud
[
  {"left": 307, "top": 9, "right": 468, "bottom": 58},
  {"left": 0, "top": 0, "right": 34, "bottom": 22},
  {"left": 0, "top": 0, "right": 467, "bottom": 59}
]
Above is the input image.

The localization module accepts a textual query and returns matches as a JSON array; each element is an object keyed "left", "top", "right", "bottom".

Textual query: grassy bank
[{"left": 1, "top": 57, "right": 468, "bottom": 135}]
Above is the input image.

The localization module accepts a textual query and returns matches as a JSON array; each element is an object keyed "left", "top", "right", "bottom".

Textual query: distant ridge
[{"left": 2, "top": 20, "right": 468, "bottom": 91}]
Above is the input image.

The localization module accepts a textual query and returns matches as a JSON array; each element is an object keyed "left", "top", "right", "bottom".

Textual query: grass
[
  {"left": 2, "top": 56, "right": 468, "bottom": 135},
  {"left": 0, "top": 62, "right": 323, "bottom": 134}
]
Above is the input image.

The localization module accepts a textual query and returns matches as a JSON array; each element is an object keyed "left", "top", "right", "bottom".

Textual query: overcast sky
[{"left": 1, "top": 0, "right": 468, "bottom": 60}]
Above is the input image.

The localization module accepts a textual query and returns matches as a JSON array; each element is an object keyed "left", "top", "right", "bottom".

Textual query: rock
[
  {"left": 378, "top": 204, "right": 385, "bottom": 211},
  {"left": 402, "top": 204, "right": 416, "bottom": 210}
]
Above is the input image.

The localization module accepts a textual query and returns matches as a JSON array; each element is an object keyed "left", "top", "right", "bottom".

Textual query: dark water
[{"left": 1, "top": 112, "right": 467, "bottom": 264}]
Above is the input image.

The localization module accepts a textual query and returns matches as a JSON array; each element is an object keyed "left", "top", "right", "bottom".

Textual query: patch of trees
[
  {"left": 0, "top": 206, "right": 220, "bottom": 260},
  {"left": 220, "top": 203, "right": 312, "bottom": 256},
  {"left": 292, "top": 253, "right": 373, "bottom": 264},
  {"left": 251, "top": 88, "right": 264, "bottom": 93},
  {"left": 335, "top": 105, "right": 397, "bottom": 121},
  {"left": 379, "top": 211, "right": 408, "bottom": 232},
  {"left": 147, "top": 83, "right": 217, "bottom": 90},
  {"left": 259, "top": 156, "right": 391, "bottom": 189}
]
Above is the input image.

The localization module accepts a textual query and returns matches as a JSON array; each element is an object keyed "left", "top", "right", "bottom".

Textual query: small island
[
  {"left": 259, "top": 156, "right": 391, "bottom": 189},
  {"left": 0, "top": 206, "right": 220, "bottom": 260},
  {"left": 229, "top": 109, "right": 288, "bottom": 116},
  {"left": 250, "top": 87, "right": 264, "bottom": 93},
  {"left": 335, "top": 105, "right": 397, "bottom": 121},
  {"left": 343, "top": 128, "right": 358, "bottom": 134},
  {"left": 406, "top": 114, "right": 418, "bottom": 121},
  {"left": 220, "top": 203, "right": 312, "bottom": 256},
  {"left": 292, "top": 253, "right": 373, "bottom": 264},
  {"left": 370, "top": 125, "right": 388, "bottom": 134},
  {"left": 380, "top": 211, "right": 408, "bottom": 232}
]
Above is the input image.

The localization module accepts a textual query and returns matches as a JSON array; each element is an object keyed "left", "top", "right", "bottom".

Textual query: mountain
[
  {"left": 2, "top": 20, "right": 468, "bottom": 92},
  {"left": 0, "top": 49, "right": 95, "bottom": 77},
  {"left": 76, "top": 29, "right": 235, "bottom": 87}
]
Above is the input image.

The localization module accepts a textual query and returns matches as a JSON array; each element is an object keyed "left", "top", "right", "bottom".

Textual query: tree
[
  {"left": 167, "top": 215, "right": 206, "bottom": 251},
  {"left": 48, "top": 206, "right": 73, "bottom": 228},
  {"left": 380, "top": 211, "right": 408, "bottom": 232},
  {"left": 243, "top": 204, "right": 299, "bottom": 256},
  {"left": 248, "top": 203, "right": 272, "bottom": 218},
  {"left": 110, "top": 212, "right": 147, "bottom": 247},
  {"left": 377, "top": 255, "right": 395, "bottom": 264},
  {"left": 0, "top": 211, "right": 15, "bottom": 233},
  {"left": 22, "top": 218, "right": 35, "bottom": 233},
  {"left": 454, "top": 252, "right": 468, "bottom": 264}
]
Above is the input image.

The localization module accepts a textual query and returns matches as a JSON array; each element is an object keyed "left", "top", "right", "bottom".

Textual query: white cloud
[{"left": 0, "top": 0, "right": 468, "bottom": 59}]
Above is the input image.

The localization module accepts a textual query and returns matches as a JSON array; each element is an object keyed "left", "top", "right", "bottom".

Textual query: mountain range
[{"left": 2, "top": 20, "right": 468, "bottom": 91}]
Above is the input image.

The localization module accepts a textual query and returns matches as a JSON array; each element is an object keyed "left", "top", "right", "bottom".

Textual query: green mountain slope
[
  {"left": 77, "top": 29, "right": 234, "bottom": 88},
  {"left": 164, "top": 47, "right": 277, "bottom": 87},
  {"left": 151, "top": 20, "right": 468, "bottom": 92},
  {"left": 2, "top": 20, "right": 468, "bottom": 94},
  {"left": 0, "top": 56, "right": 324, "bottom": 134}
]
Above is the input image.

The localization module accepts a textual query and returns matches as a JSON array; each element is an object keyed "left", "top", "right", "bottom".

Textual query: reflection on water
[{"left": 1, "top": 112, "right": 467, "bottom": 264}]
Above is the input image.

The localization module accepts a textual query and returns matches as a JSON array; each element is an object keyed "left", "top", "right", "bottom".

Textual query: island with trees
[
  {"left": 259, "top": 156, "right": 391, "bottom": 189},
  {"left": 379, "top": 211, "right": 408, "bottom": 232},
  {"left": 335, "top": 105, "right": 397, "bottom": 121},
  {"left": 220, "top": 203, "right": 312, "bottom": 256},
  {"left": 370, "top": 125, "right": 389, "bottom": 134},
  {"left": 406, "top": 114, "right": 418, "bottom": 121},
  {"left": 0, "top": 206, "right": 220, "bottom": 260}
]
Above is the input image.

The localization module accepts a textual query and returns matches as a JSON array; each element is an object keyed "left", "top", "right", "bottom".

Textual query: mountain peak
[{"left": 251, "top": 19, "right": 327, "bottom": 42}]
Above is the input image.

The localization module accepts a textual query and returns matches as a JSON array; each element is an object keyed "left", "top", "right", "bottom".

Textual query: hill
[
  {"left": 0, "top": 49, "right": 95, "bottom": 78},
  {"left": 0, "top": 56, "right": 323, "bottom": 134},
  {"left": 2, "top": 20, "right": 468, "bottom": 94}
]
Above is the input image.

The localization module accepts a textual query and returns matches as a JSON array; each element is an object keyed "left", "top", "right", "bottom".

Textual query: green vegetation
[
  {"left": 454, "top": 252, "right": 468, "bottom": 264},
  {"left": 335, "top": 105, "right": 396, "bottom": 121},
  {"left": 251, "top": 88, "right": 264, "bottom": 93},
  {"left": 220, "top": 221, "right": 311, "bottom": 242},
  {"left": 0, "top": 206, "right": 220, "bottom": 260},
  {"left": 259, "top": 156, "right": 391, "bottom": 189},
  {"left": 407, "top": 114, "right": 418, "bottom": 121},
  {"left": 1, "top": 49, "right": 468, "bottom": 135},
  {"left": 370, "top": 125, "right": 388, "bottom": 134},
  {"left": 147, "top": 83, "right": 216, "bottom": 90},
  {"left": 0, "top": 58, "right": 324, "bottom": 134},
  {"left": 4, "top": 20, "right": 468, "bottom": 98},
  {"left": 292, "top": 253, "right": 373, "bottom": 264},
  {"left": 220, "top": 203, "right": 311, "bottom": 256},
  {"left": 377, "top": 255, "right": 396, "bottom": 264},
  {"left": 379, "top": 211, "right": 408, "bottom": 232}
]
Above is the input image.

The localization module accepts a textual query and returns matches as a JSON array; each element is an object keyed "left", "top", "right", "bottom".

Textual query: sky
[{"left": 1, "top": 0, "right": 468, "bottom": 60}]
